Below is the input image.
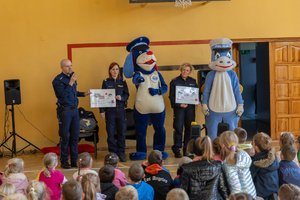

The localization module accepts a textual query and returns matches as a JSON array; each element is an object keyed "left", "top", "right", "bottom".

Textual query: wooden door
[{"left": 270, "top": 42, "right": 300, "bottom": 139}]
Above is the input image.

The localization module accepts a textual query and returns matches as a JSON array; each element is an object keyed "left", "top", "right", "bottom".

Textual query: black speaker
[
  {"left": 217, "top": 123, "right": 229, "bottom": 136},
  {"left": 4, "top": 79, "right": 21, "bottom": 105},
  {"left": 190, "top": 124, "right": 201, "bottom": 140}
]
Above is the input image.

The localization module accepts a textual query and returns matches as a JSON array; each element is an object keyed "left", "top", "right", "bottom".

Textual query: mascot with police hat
[
  {"left": 123, "top": 37, "right": 168, "bottom": 160},
  {"left": 202, "top": 38, "right": 244, "bottom": 139}
]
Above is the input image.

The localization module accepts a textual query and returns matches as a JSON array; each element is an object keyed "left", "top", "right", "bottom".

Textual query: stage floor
[{"left": 0, "top": 142, "right": 281, "bottom": 182}]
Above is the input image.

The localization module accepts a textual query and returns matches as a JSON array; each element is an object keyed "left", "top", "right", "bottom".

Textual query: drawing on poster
[
  {"left": 90, "top": 89, "right": 116, "bottom": 108},
  {"left": 175, "top": 86, "right": 199, "bottom": 105}
]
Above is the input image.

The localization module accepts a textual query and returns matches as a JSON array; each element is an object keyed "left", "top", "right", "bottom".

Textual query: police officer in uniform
[
  {"left": 100, "top": 62, "right": 129, "bottom": 162},
  {"left": 52, "top": 59, "right": 91, "bottom": 169},
  {"left": 169, "top": 63, "right": 201, "bottom": 158}
]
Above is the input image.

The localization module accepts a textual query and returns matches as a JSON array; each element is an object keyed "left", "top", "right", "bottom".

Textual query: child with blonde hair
[
  {"left": 277, "top": 132, "right": 299, "bottom": 166},
  {"left": 250, "top": 132, "right": 278, "bottom": 199},
  {"left": 81, "top": 173, "right": 106, "bottom": 200},
  {"left": 115, "top": 185, "right": 138, "bottom": 200},
  {"left": 1, "top": 158, "right": 28, "bottom": 195},
  {"left": 3, "top": 193, "right": 27, "bottom": 200},
  {"left": 26, "top": 180, "right": 47, "bottom": 200},
  {"left": 39, "top": 152, "right": 67, "bottom": 200},
  {"left": 278, "top": 184, "right": 300, "bottom": 200},
  {"left": 104, "top": 152, "right": 127, "bottom": 189},
  {"left": 180, "top": 135, "right": 229, "bottom": 199},
  {"left": 0, "top": 183, "right": 16, "bottom": 200},
  {"left": 220, "top": 131, "right": 256, "bottom": 199},
  {"left": 72, "top": 152, "right": 98, "bottom": 182},
  {"left": 166, "top": 188, "right": 189, "bottom": 200},
  {"left": 173, "top": 157, "right": 192, "bottom": 188}
]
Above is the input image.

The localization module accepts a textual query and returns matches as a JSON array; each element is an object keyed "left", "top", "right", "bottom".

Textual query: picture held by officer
[
  {"left": 99, "top": 62, "right": 129, "bottom": 162},
  {"left": 169, "top": 63, "right": 201, "bottom": 158},
  {"left": 52, "top": 59, "right": 91, "bottom": 169}
]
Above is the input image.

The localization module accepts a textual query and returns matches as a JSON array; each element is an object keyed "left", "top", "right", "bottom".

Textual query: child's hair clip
[{"left": 109, "top": 156, "right": 112, "bottom": 159}]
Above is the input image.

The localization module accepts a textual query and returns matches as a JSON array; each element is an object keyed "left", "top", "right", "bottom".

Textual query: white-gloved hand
[
  {"left": 202, "top": 104, "right": 209, "bottom": 116},
  {"left": 236, "top": 104, "right": 244, "bottom": 117}
]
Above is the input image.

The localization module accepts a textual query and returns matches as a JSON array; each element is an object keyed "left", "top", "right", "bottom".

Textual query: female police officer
[
  {"left": 169, "top": 63, "right": 201, "bottom": 158},
  {"left": 100, "top": 62, "right": 129, "bottom": 162}
]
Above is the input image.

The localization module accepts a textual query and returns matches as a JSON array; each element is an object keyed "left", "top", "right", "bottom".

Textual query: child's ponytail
[
  {"left": 3, "top": 158, "right": 24, "bottom": 178},
  {"left": 42, "top": 153, "right": 57, "bottom": 178},
  {"left": 26, "top": 180, "right": 46, "bottom": 200},
  {"left": 220, "top": 131, "right": 241, "bottom": 165},
  {"left": 76, "top": 158, "right": 82, "bottom": 182},
  {"left": 81, "top": 173, "right": 99, "bottom": 200}
]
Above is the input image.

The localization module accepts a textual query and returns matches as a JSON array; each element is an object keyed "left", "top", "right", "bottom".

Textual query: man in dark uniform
[
  {"left": 169, "top": 63, "right": 201, "bottom": 158},
  {"left": 53, "top": 59, "right": 91, "bottom": 169}
]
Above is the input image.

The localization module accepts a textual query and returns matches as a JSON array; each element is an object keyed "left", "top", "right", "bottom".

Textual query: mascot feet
[
  {"left": 129, "top": 152, "right": 147, "bottom": 160},
  {"left": 161, "top": 151, "right": 169, "bottom": 160}
]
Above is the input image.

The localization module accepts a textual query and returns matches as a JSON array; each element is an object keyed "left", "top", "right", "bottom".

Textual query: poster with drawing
[
  {"left": 90, "top": 89, "right": 116, "bottom": 108},
  {"left": 175, "top": 86, "right": 199, "bottom": 105}
]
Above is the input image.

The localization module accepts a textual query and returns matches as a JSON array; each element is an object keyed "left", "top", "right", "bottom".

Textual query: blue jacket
[
  {"left": 126, "top": 181, "right": 154, "bottom": 200},
  {"left": 52, "top": 72, "right": 85, "bottom": 107},
  {"left": 250, "top": 147, "right": 279, "bottom": 198},
  {"left": 169, "top": 75, "right": 200, "bottom": 108},
  {"left": 279, "top": 160, "right": 300, "bottom": 187},
  {"left": 99, "top": 78, "right": 129, "bottom": 113}
]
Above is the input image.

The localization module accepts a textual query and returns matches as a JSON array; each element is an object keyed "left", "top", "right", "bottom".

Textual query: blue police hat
[{"left": 126, "top": 36, "right": 149, "bottom": 52}]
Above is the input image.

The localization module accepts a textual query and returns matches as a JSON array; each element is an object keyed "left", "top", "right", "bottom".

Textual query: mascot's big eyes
[
  {"left": 226, "top": 52, "right": 231, "bottom": 59},
  {"left": 215, "top": 52, "right": 221, "bottom": 60}
]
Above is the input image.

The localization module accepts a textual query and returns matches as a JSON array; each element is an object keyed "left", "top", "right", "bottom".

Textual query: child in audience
[
  {"left": 143, "top": 150, "right": 174, "bottom": 200},
  {"left": 173, "top": 157, "right": 192, "bottom": 188},
  {"left": 250, "top": 132, "right": 279, "bottom": 199},
  {"left": 104, "top": 153, "right": 127, "bottom": 189},
  {"left": 3, "top": 193, "right": 27, "bottom": 200},
  {"left": 186, "top": 139, "right": 195, "bottom": 159},
  {"left": 179, "top": 136, "right": 229, "bottom": 199},
  {"left": 234, "top": 127, "right": 255, "bottom": 156},
  {"left": 99, "top": 165, "right": 119, "bottom": 200},
  {"left": 166, "top": 188, "right": 189, "bottom": 200},
  {"left": 278, "top": 183, "right": 300, "bottom": 200},
  {"left": 296, "top": 135, "right": 300, "bottom": 164},
  {"left": 126, "top": 163, "right": 154, "bottom": 200},
  {"left": 0, "top": 183, "right": 16, "bottom": 200},
  {"left": 81, "top": 173, "right": 106, "bottom": 200},
  {"left": 26, "top": 180, "right": 46, "bottom": 200},
  {"left": 220, "top": 131, "right": 256, "bottom": 199},
  {"left": 73, "top": 152, "right": 98, "bottom": 182},
  {"left": 1, "top": 158, "right": 28, "bottom": 195},
  {"left": 276, "top": 132, "right": 299, "bottom": 166},
  {"left": 62, "top": 180, "right": 84, "bottom": 200},
  {"left": 278, "top": 145, "right": 300, "bottom": 187},
  {"left": 228, "top": 193, "right": 255, "bottom": 200},
  {"left": 212, "top": 136, "right": 224, "bottom": 161},
  {"left": 115, "top": 185, "right": 138, "bottom": 200},
  {"left": 39, "top": 152, "right": 67, "bottom": 200}
]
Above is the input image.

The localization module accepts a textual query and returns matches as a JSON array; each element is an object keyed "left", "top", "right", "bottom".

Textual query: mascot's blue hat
[
  {"left": 123, "top": 36, "right": 151, "bottom": 78},
  {"left": 209, "top": 38, "right": 233, "bottom": 62}
]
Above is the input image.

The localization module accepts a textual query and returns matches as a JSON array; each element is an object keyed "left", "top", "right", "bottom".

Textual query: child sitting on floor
[
  {"left": 212, "top": 136, "right": 224, "bottom": 161},
  {"left": 173, "top": 157, "right": 192, "bottom": 188},
  {"left": 61, "top": 180, "right": 84, "bottom": 200},
  {"left": 278, "top": 183, "right": 300, "bottom": 200},
  {"left": 0, "top": 183, "right": 16, "bottom": 200},
  {"left": 143, "top": 150, "right": 174, "bottom": 200},
  {"left": 39, "top": 152, "right": 67, "bottom": 200},
  {"left": 166, "top": 188, "right": 189, "bottom": 200},
  {"left": 26, "top": 180, "right": 47, "bottom": 200},
  {"left": 1, "top": 158, "right": 28, "bottom": 195},
  {"left": 72, "top": 152, "right": 98, "bottom": 182},
  {"left": 115, "top": 185, "right": 138, "bottom": 200},
  {"left": 276, "top": 132, "right": 299, "bottom": 166},
  {"left": 81, "top": 173, "right": 106, "bottom": 200},
  {"left": 251, "top": 132, "right": 278, "bottom": 199},
  {"left": 126, "top": 163, "right": 154, "bottom": 200},
  {"left": 279, "top": 145, "right": 300, "bottom": 187},
  {"left": 104, "top": 153, "right": 127, "bottom": 189},
  {"left": 234, "top": 127, "right": 255, "bottom": 157},
  {"left": 99, "top": 165, "right": 119, "bottom": 200}
]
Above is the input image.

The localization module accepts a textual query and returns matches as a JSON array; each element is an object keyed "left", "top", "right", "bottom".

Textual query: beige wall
[{"left": 1, "top": 0, "right": 300, "bottom": 150}]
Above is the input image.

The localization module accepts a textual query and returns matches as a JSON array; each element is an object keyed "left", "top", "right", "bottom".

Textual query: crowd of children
[{"left": 2, "top": 129, "right": 300, "bottom": 200}]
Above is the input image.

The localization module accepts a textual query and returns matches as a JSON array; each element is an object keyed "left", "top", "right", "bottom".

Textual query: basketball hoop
[{"left": 175, "top": 0, "right": 192, "bottom": 9}]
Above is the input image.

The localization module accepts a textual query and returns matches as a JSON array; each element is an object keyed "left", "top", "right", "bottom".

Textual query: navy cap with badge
[{"left": 123, "top": 37, "right": 151, "bottom": 78}]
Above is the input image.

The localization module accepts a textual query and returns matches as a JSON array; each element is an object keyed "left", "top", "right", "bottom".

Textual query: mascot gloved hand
[
  {"left": 202, "top": 38, "right": 244, "bottom": 139},
  {"left": 123, "top": 37, "right": 168, "bottom": 160}
]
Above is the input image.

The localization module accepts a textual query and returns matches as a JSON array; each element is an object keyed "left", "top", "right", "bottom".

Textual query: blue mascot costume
[
  {"left": 202, "top": 38, "right": 244, "bottom": 139},
  {"left": 123, "top": 37, "right": 169, "bottom": 160}
]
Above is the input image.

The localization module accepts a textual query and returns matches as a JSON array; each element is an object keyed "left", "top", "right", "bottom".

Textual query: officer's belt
[{"left": 62, "top": 106, "right": 76, "bottom": 111}]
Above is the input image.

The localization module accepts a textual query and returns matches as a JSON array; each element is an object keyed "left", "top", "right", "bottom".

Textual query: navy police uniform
[
  {"left": 99, "top": 78, "right": 129, "bottom": 157},
  {"left": 169, "top": 75, "right": 200, "bottom": 154},
  {"left": 52, "top": 72, "right": 85, "bottom": 164}
]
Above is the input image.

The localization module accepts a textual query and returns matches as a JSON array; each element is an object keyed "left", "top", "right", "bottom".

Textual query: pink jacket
[
  {"left": 1, "top": 177, "right": 28, "bottom": 195},
  {"left": 113, "top": 168, "right": 128, "bottom": 189}
]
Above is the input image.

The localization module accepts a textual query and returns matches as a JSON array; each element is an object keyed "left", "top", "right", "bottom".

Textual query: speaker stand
[{"left": 0, "top": 105, "right": 40, "bottom": 157}]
